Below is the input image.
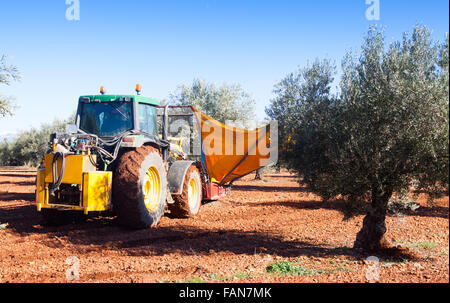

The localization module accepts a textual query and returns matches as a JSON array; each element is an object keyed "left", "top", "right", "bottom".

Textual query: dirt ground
[{"left": 0, "top": 167, "right": 448, "bottom": 283}]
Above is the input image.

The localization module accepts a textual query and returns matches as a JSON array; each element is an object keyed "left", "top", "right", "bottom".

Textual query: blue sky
[{"left": 0, "top": 0, "right": 448, "bottom": 134}]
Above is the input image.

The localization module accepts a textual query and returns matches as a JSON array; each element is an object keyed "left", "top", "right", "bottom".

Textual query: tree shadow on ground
[
  {"left": 0, "top": 192, "right": 35, "bottom": 202},
  {"left": 250, "top": 200, "right": 449, "bottom": 220},
  {"left": 250, "top": 200, "right": 368, "bottom": 218},
  {"left": 399, "top": 206, "right": 449, "bottom": 219},
  {"left": 0, "top": 174, "right": 35, "bottom": 178},
  {"left": 232, "top": 184, "right": 310, "bottom": 194},
  {"left": 0, "top": 181, "right": 35, "bottom": 186}
]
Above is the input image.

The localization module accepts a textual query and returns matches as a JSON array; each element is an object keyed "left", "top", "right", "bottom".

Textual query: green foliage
[
  {"left": 0, "top": 115, "right": 74, "bottom": 167},
  {"left": 175, "top": 277, "right": 205, "bottom": 283},
  {"left": 170, "top": 78, "right": 256, "bottom": 125},
  {"left": 266, "top": 59, "right": 337, "bottom": 168},
  {"left": 266, "top": 261, "right": 323, "bottom": 276},
  {"left": 207, "top": 272, "right": 254, "bottom": 281},
  {"left": 409, "top": 242, "right": 436, "bottom": 249},
  {"left": 0, "top": 55, "right": 21, "bottom": 117}
]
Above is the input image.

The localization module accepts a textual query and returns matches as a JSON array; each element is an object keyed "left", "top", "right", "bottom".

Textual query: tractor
[{"left": 35, "top": 85, "right": 275, "bottom": 229}]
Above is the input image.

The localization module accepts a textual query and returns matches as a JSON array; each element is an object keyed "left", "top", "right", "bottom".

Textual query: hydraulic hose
[{"left": 49, "top": 152, "right": 65, "bottom": 196}]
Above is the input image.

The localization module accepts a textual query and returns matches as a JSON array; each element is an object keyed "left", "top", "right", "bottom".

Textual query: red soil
[{"left": 0, "top": 168, "right": 448, "bottom": 283}]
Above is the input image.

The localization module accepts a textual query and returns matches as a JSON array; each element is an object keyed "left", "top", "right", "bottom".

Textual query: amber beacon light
[{"left": 136, "top": 84, "right": 141, "bottom": 95}]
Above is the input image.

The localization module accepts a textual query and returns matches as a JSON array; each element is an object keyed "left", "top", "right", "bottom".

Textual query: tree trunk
[
  {"left": 255, "top": 168, "right": 264, "bottom": 180},
  {"left": 353, "top": 187, "right": 393, "bottom": 252},
  {"left": 275, "top": 164, "right": 281, "bottom": 174}
]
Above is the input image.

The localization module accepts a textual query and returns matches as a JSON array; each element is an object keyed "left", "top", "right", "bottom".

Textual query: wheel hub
[
  {"left": 143, "top": 166, "right": 161, "bottom": 213},
  {"left": 188, "top": 177, "right": 198, "bottom": 208}
]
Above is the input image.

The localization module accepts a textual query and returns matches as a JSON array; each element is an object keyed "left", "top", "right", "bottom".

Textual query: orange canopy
[{"left": 192, "top": 108, "right": 276, "bottom": 185}]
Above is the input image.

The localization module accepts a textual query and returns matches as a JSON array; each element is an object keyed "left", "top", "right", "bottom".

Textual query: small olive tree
[
  {"left": 267, "top": 25, "right": 449, "bottom": 252},
  {"left": 0, "top": 55, "right": 20, "bottom": 117},
  {"left": 266, "top": 59, "right": 337, "bottom": 170},
  {"left": 170, "top": 78, "right": 256, "bottom": 124}
]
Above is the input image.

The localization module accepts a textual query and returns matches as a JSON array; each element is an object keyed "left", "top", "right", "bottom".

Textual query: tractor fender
[{"left": 168, "top": 160, "right": 195, "bottom": 195}]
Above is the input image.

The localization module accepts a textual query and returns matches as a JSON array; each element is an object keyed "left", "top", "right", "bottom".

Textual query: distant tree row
[{"left": 0, "top": 116, "right": 74, "bottom": 167}]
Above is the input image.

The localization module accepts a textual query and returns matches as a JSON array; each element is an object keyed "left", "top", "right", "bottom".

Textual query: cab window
[{"left": 138, "top": 103, "right": 157, "bottom": 136}]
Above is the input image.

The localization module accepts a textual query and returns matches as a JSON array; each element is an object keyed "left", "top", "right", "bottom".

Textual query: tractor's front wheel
[{"left": 112, "top": 145, "right": 167, "bottom": 229}]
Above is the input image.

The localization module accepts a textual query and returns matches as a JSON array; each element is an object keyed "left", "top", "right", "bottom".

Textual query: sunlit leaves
[{"left": 0, "top": 55, "right": 21, "bottom": 117}]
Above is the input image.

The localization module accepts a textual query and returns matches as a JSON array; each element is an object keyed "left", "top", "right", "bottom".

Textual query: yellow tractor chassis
[{"left": 36, "top": 154, "right": 112, "bottom": 215}]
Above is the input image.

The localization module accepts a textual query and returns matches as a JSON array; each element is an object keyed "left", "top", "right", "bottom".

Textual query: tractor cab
[{"left": 75, "top": 93, "right": 160, "bottom": 139}]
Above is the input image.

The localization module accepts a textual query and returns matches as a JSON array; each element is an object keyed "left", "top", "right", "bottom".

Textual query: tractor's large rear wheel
[
  {"left": 112, "top": 145, "right": 167, "bottom": 229},
  {"left": 168, "top": 166, "right": 202, "bottom": 218}
]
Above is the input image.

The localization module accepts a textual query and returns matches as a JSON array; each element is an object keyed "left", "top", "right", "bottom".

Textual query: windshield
[{"left": 79, "top": 102, "right": 133, "bottom": 137}]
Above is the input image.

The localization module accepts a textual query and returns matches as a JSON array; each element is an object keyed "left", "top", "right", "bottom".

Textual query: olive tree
[
  {"left": 267, "top": 25, "right": 449, "bottom": 252},
  {"left": 170, "top": 78, "right": 256, "bottom": 125},
  {"left": 266, "top": 59, "right": 337, "bottom": 170},
  {"left": 339, "top": 25, "right": 448, "bottom": 250},
  {"left": 0, "top": 55, "right": 20, "bottom": 117}
]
